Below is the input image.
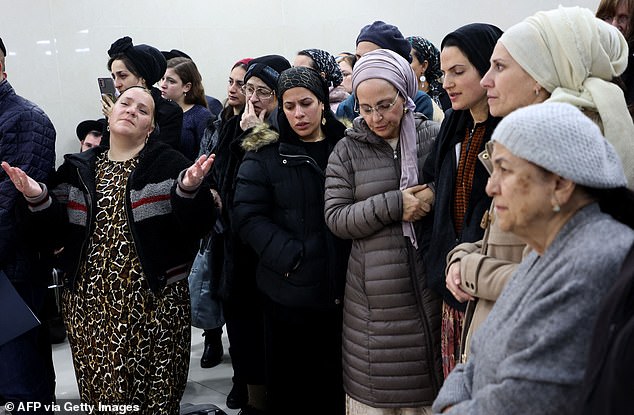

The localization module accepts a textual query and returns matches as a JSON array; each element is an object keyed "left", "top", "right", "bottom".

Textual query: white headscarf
[{"left": 500, "top": 6, "right": 634, "bottom": 188}]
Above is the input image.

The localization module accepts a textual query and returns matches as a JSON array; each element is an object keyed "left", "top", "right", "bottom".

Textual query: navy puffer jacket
[{"left": 0, "top": 80, "right": 56, "bottom": 294}]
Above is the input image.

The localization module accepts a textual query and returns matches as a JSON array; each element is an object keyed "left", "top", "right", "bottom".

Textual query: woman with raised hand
[
  {"left": 432, "top": 102, "right": 634, "bottom": 415},
  {"left": 2, "top": 86, "right": 216, "bottom": 414},
  {"left": 325, "top": 49, "right": 441, "bottom": 414}
]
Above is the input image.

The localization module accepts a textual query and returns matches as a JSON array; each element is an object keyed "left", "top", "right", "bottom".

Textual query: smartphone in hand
[{"left": 98, "top": 77, "right": 117, "bottom": 101}]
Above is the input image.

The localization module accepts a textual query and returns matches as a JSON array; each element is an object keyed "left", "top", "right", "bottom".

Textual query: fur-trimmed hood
[{"left": 241, "top": 123, "right": 279, "bottom": 152}]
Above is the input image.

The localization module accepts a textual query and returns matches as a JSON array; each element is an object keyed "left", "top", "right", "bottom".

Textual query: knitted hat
[
  {"left": 441, "top": 23, "right": 503, "bottom": 77},
  {"left": 356, "top": 21, "right": 412, "bottom": 63},
  {"left": 0, "top": 37, "right": 5, "bottom": 56},
  {"left": 108, "top": 36, "right": 167, "bottom": 86},
  {"left": 76, "top": 118, "right": 107, "bottom": 141},
  {"left": 244, "top": 55, "right": 291, "bottom": 90},
  {"left": 492, "top": 103, "right": 627, "bottom": 189}
]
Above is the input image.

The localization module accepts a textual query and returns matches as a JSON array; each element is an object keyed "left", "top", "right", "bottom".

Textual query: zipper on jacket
[
  {"left": 122, "top": 168, "right": 152, "bottom": 292},
  {"left": 279, "top": 151, "right": 323, "bottom": 176},
  {"left": 407, "top": 244, "right": 442, "bottom": 395},
  {"left": 72, "top": 168, "right": 95, "bottom": 292}
]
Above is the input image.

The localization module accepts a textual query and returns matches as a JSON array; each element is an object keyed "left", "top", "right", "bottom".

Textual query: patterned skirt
[{"left": 441, "top": 302, "right": 465, "bottom": 378}]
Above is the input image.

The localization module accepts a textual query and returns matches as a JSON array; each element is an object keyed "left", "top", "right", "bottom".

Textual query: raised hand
[
  {"left": 1, "top": 161, "right": 43, "bottom": 198},
  {"left": 101, "top": 94, "right": 115, "bottom": 118},
  {"left": 240, "top": 100, "right": 267, "bottom": 131},
  {"left": 182, "top": 154, "right": 215, "bottom": 189}
]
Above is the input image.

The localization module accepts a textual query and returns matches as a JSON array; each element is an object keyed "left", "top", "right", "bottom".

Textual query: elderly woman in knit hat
[
  {"left": 481, "top": 6, "right": 634, "bottom": 187},
  {"left": 421, "top": 22, "right": 503, "bottom": 378},
  {"left": 324, "top": 48, "right": 441, "bottom": 414},
  {"left": 105, "top": 36, "right": 183, "bottom": 151},
  {"left": 233, "top": 65, "right": 349, "bottom": 415},
  {"left": 407, "top": 36, "right": 451, "bottom": 113},
  {"left": 293, "top": 48, "right": 348, "bottom": 112},
  {"left": 432, "top": 102, "right": 634, "bottom": 415}
]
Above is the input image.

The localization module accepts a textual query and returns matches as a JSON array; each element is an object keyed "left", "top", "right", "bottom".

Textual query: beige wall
[{"left": 3, "top": 0, "right": 599, "bottom": 164}]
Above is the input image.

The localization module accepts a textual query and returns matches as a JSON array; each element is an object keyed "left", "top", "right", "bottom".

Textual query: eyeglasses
[
  {"left": 240, "top": 84, "right": 274, "bottom": 100},
  {"left": 355, "top": 92, "right": 400, "bottom": 117}
]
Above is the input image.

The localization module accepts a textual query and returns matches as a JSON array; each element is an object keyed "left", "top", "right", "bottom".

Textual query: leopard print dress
[{"left": 62, "top": 153, "right": 191, "bottom": 415}]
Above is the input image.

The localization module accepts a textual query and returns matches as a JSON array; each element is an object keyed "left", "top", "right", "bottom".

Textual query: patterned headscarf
[
  {"left": 278, "top": 66, "right": 329, "bottom": 106},
  {"left": 407, "top": 36, "right": 444, "bottom": 105},
  {"left": 276, "top": 66, "right": 343, "bottom": 144},
  {"left": 298, "top": 49, "right": 343, "bottom": 88},
  {"left": 352, "top": 49, "right": 420, "bottom": 248}
]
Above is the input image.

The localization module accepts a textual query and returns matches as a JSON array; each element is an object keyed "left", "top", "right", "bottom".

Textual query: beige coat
[{"left": 445, "top": 144, "right": 528, "bottom": 362}]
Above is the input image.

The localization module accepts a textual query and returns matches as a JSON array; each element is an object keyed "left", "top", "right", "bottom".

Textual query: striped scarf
[{"left": 453, "top": 123, "right": 486, "bottom": 235}]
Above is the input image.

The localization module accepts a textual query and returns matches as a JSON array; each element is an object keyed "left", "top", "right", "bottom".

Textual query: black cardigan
[
  {"left": 422, "top": 109, "right": 501, "bottom": 309},
  {"left": 30, "top": 141, "right": 216, "bottom": 293}
]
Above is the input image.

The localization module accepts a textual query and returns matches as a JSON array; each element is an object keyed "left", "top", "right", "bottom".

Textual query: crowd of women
[{"left": 3, "top": 1, "right": 634, "bottom": 415}]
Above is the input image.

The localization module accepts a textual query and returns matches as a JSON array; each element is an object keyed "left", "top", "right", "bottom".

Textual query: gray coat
[
  {"left": 325, "top": 114, "right": 443, "bottom": 407},
  {"left": 432, "top": 204, "right": 634, "bottom": 414}
]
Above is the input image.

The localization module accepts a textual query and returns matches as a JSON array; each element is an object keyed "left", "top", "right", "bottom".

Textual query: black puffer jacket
[{"left": 233, "top": 118, "right": 350, "bottom": 309}]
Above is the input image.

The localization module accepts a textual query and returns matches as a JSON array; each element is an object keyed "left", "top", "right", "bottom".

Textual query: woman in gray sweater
[{"left": 432, "top": 102, "right": 634, "bottom": 414}]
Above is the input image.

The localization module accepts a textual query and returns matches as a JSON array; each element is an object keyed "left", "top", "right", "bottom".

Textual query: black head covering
[
  {"left": 298, "top": 49, "right": 343, "bottom": 88},
  {"left": 108, "top": 36, "right": 167, "bottom": 86},
  {"left": 356, "top": 21, "right": 412, "bottom": 63},
  {"left": 0, "top": 37, "right": 5, "bottom": 56},
  {"left": 276, "top": 66, "right": 345, "bottom": 144},
  {"left": 441, "top": 23, "right": 503, "bottom": 77},
  {"left": 76, "top": 118, "right": 107, "bottom": 141},
  {"left": 161, "top": 49, "right": 191, "bottom": 61},
  {"left": 244, "top": 54, "right": 291, "bottom": 90},
  {"left": 278, "top": 66, "right": 329, "bottom": 106}
]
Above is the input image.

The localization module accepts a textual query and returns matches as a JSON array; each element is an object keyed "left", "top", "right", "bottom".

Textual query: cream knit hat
[{"left": 492, "top": 103, "right": 627, "bottom": 189}]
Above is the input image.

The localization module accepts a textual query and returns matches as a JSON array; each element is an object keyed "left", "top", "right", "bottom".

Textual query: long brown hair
[{"left": 166, "top": 57, "right": 207, "bottom": 107}]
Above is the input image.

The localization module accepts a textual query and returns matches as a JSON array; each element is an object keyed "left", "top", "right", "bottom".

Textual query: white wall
[{"left": 3, "top": 0, "right": 599, "bottom": 165}]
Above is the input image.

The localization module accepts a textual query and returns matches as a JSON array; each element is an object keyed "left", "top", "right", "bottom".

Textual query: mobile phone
[{"left": 98, "top": 77, "right": 117, "bottom": 101}]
